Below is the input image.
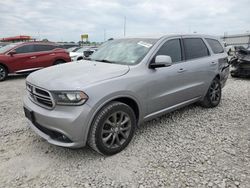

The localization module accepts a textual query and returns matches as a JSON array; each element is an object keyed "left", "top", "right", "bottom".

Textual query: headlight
[{"left": 53, "top": 91, "right": 88, "bottom": 106}]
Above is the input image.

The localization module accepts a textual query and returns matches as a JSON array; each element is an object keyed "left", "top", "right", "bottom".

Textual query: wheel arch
[
  {"left": 84, "top": 95, "right": 142, "bottom": 145},
  {"left": 0, "top": 63, "right": 9, "bottom": 73},
  {"left": 215, "top": 74, "right": 220, "bottom": 81},
  {"left": 111, "top": 97, "right": 140, "bottom": 122},
  {"left": 77, "top": 56, "right": 83, "bottom": 61},
  {"left": 53, "top": 59, "right": 66, "bottom": 65},
  {"left": 91, "top": 95, "right": 141, "bottom": 124}
]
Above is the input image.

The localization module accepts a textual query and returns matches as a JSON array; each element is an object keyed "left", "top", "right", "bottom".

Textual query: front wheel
[
  {"left": 0, "top": 65, "right": 8, "bottom": 81},
  {"left": 88, "top": 102, "right": 136, "bottom": 155},
  {"left": 230, "top": 72, "right": 239, "bottom": 78},
  {"left": 200, "top": 78, "right": 221, "bottom": 108}
]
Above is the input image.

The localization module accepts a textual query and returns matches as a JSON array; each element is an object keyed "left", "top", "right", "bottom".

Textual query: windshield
[
  {"left": 90, "top": 38, "right": 157, "bottom": 65},
  {"left": 76, "top": 47, "right": 89, "bottom": 53},
  {"left": 0, "top": 43, "right": 19, "bottom": 53},
  {"left": 67, "top": 47, "right": 80, "bottom": 52}
]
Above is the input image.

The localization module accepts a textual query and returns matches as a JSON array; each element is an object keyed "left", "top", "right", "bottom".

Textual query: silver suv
[{"left": 23, "top": 35, "right": 229, "bottom": 155}]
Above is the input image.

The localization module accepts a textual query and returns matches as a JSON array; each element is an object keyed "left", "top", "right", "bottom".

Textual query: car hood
[{"left": 27, "top": 61, "right": 130, "bottom": 90}]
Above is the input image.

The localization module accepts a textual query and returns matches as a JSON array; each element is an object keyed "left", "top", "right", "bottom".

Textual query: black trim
[
  {"left": 180, "top": 38, "right": 185, "bottom": 61},
  {"left": 24, "top": 107, "right": 72, "bottom": 143},
  {"left": 150, "top": 38, "right": 183, "bottom": 65},
  {"left": 182, "top": 37, "right": 210, "bottom": 61}
]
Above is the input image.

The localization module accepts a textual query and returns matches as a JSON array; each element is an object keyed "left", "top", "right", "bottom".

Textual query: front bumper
[
  {"left": 71, "top": 56, "right": 77, "bottom": 61},
  {"left": 230, "top": 66, "right": 250, "bottom": 77},
  {"left": 23, "top": 95, "right": 92, "bottom": 148}
]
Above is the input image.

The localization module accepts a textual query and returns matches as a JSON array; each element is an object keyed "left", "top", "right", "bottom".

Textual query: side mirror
[
  {"left": 150, "top": 55, "right": 172, "bottom": 69},
  {"left": 9, "top": 50, "right": 16, "bottom": 56}
]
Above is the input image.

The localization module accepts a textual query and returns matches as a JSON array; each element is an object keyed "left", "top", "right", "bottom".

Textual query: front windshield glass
[
  {"left": 0, "top": 43, "right": 19, "bottom": 53},
  {"left": 90, "top": 38, "right": 157, "bottom": 65}
]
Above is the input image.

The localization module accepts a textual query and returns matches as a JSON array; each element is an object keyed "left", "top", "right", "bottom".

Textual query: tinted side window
[
  {"left": 15, "top": 45, "right": 34, "bottom": 54},
  {"left": 34, "top": 45, "right": 56, "bottom": 52},
  {"left": 183, "top": 38, "right": 209, "bottom": 60},
  {"left": 156, "top": 39, "right": 182, "bottom": 62},
  {"left": 205, "top": 38, "right": 224, "bottom": 54}
]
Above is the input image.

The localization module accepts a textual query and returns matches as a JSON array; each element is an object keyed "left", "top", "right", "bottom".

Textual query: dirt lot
[{"left": 0, "top": 75, "right": 249, "bottom": 188}]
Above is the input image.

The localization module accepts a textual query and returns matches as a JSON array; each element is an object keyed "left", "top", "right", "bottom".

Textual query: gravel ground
[{"left": 0, "top": 75, "right": 249, "bottom": 188}]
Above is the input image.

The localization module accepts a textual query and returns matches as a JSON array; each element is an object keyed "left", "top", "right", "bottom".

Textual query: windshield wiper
[{"left": 93, "top": 59, "right": 116, "bottom": 64}]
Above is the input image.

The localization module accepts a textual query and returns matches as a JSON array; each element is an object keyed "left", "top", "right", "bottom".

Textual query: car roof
[
  {"left": 17, "top": 42, "right": 59, "bottom": 46},
  {"left": 120, "top": 34, "right": 221, "bottom": 40}
]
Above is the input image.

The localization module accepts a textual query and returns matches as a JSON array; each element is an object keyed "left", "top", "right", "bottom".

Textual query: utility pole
[{"left": 124, "top": 16, "right": 126, "bottom": 37}]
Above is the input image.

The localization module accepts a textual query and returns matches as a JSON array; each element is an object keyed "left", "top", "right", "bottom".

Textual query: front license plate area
[{"left": 24, "top": 107, "right": 35, "bottom": 123}]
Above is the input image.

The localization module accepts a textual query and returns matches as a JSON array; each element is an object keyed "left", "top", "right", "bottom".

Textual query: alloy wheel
[
  {"left": 209, "top": 80, "right": 221, "bottom": 103},
  {"left": 0, "top": 67, "right": 6, "bottom": 80},
  {"left": 101, "top": 111, "right": 131, "bottom": 149}
]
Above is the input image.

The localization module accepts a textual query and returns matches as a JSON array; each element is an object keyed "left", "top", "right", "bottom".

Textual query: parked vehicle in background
[
  {"left": 83, "top": 47, "right": 98, "bottom": 58},
  {"left": 58, "top": 43, "right": 78, "bottom": 49},
  {"left": 70, "top": 46, "right": 98, "bottom": 61},
  {"left": 0, "top": 42, "right": 71, "bottom": 81},
  {"left": 23, "top": 35, "right": 229, "bottom": 155},
  {"left": 0, "top": 42, "right": 10, "bottom": 49},
  {"left": 67, "top": 46, "right": 81, "bottom": 53},
  {"left": 70, "top": 47, "right": 88, "bottom": 61},
  {"left": 229, "top": 46, "right": 250, "bottom": 77},
  {"left": 225, "top": 45, "right": 236, "bottom": 56}
]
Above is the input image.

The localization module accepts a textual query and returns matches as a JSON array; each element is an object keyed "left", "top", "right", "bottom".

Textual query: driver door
[{"left": 8, "top": 44, "right": 38, "bottom": 73}]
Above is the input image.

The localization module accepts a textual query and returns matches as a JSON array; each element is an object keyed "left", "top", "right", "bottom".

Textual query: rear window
[
  {"left": 183, "top": 38, "right": 209, "bottom": 60},
  {"left": 205, "top": 38, "right": 224, "bottom": 54},
  {"left": 34, "top": 44, "right": 57, "bottom": 52}
]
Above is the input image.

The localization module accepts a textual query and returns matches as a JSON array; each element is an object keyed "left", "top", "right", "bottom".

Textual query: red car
[{"left": 0, "top": 42, "right": 71, "bottom": 81}]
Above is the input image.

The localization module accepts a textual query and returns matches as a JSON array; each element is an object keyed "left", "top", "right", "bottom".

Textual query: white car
[
  {"left": 67, "top": 46, "right": 81, "bottom": 53},
  {"left": 70, "top": 47, "right": 89, "bottom": 61}
]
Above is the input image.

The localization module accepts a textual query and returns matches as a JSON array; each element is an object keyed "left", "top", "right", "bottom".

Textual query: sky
[{"left": 0, "top": 0, "right": 249, "bottom": 42}]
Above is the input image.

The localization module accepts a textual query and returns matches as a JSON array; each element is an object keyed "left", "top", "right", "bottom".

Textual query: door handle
[
  {"left": 50, "top": 53, "right": 55, "bottom": 56},
  {"left": 177, "top": 68, "right": 186, "bottom": 73},
  {"left": 30, "top": 56, "right": 36, "bottom": 59}
]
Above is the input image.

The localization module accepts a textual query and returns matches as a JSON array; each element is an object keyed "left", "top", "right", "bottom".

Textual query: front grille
[
  {"left": 239, "top": 63, "right": 250, "bottom": 70},
  {"left": 26, "top": 83, "right": 55, "bottom": 109}
]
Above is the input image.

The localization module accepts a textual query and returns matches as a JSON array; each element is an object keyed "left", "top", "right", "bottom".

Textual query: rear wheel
[
  {"left": 77, "top": 57, "right": 83, "bottom": 61},
  {"left": 54, "top": 60, "right": 66, "bottom": 65},
  {"left": 0, "top": 65, "right": 8, "bottom": 81},
  {"left": 88, "top": 102, "right": 136, "bottom": 155},
  {"left": 230, "top": 72, "right": 239, "bottom": 78},
  {"left": 200, "top": 78, "right": 221, "bottom": 108}
]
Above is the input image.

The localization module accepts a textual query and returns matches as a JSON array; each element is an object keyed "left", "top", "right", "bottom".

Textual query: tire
[
  {"left": 200, "top": 78, "right": 221, "bottom": 108},
  {"left": 77, "top": 57, "right": 83, "bottom": 61},
  {"left": 88, "top": 102, "right": 136, "bottom": 156},
  {"left": 230, "top": 72, "right": 239, "bottom": 78},
  {"left": 54, "top": 60, "right": 66, "bottom": 65},
  {"left": 0, "top": 65, "right": 8, "bottom": 81}
]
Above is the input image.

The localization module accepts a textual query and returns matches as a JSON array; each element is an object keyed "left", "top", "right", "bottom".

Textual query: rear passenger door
[
  {"left": 33, "top": 44, "right": 57, "bottom": 68},
  {"left": 181, "top": 37, "right": 215, "bottom": 97},
  {"left": 147, "top": 38, "right": 200, "bottom": 115}
]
